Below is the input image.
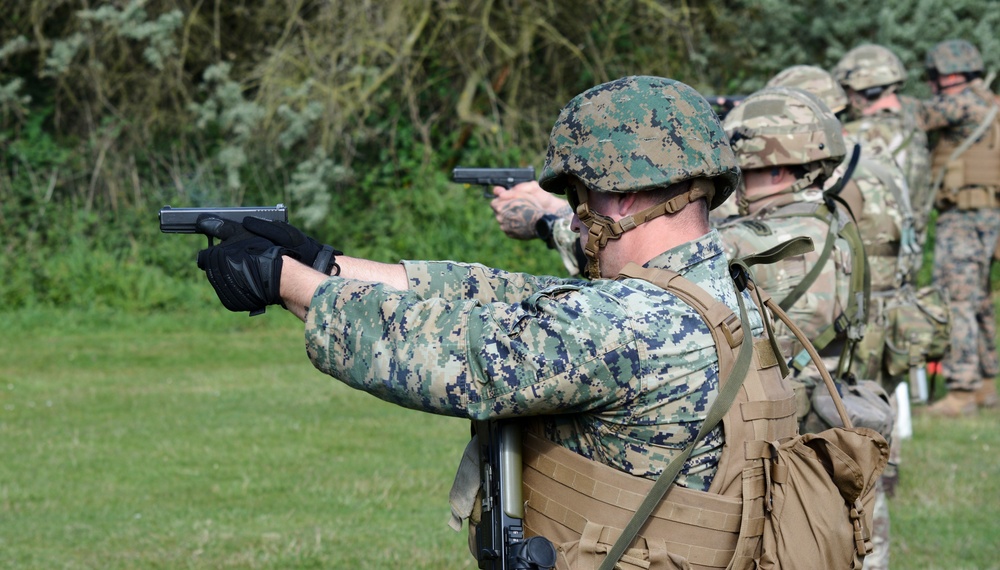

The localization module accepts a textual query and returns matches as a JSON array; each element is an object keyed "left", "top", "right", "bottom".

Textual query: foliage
[{"left": 2, "top": 0, "right": 1000, "bottom": 309}]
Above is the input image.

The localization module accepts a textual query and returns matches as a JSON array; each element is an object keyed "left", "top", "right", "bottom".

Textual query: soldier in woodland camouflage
[
  {"left": 192, "top": 75, "right": 799, "bottom": 568},
  {"left": 919, "top": 40, "right": 1000, "bottom": 417},
  {"left": 833, "top": 44, "right": 934, "bottom": 249}
]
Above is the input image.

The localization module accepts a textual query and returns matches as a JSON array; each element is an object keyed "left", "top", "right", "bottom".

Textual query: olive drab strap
[
  {"left": 776, "top": 208, "right": 837, "bottom": 313},
  {"left": 738, "top": 236, "right": 817, "bottom": 380},
  {"left": 596, "top": 263, "right": 757, "bottom": 570},
  {"left": 766, "top": 201, "right": 870, "bottom": 376}
]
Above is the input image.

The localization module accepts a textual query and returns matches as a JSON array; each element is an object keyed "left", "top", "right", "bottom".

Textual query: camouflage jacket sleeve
[
  {"left": 302, "top": 270, "right": 635, "bottom": 420},
  {"left": 918, "top": 84, "right": 996, "bottom": 139},
  {"left": 401, "top": 260, "right": 581, "bottom": 303},
  {"left": 551, "top": 216, "right": 583, "bottom": 276}
]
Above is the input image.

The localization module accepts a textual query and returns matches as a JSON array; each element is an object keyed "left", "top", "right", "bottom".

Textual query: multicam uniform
[
  {"left": 838, "top": 154, "right": 915, "bottom": 387},
  {"left": 751, "top": 73, "right": 900, "bottom": 570},
  {"left": 919, "top": 41, "right": 1000, "bottom": 397},
  {"left": 834, "top": 44, "right": 934, "bottom": 247},
  {"left": 716, "top": 86, "right": 861, "bottom": 386},
  {"left": 843, "top": 102, "right": 932, "bottom": 247},
  {"left": 304, "top": 231, "right": 762, "bottom": 490}
]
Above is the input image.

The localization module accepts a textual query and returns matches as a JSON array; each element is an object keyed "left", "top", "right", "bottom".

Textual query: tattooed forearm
[{"left": 497, "top": 199, "right": 543, "bottom": 240}]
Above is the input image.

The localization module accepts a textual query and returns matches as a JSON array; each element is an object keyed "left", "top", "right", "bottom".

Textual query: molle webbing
[
  {"left": 522, "top": 433, "right": 765, "bottom": 570},
  {"left": 766, "top": 202, "right": 869, "bottom": 360},
  {"left": 522, "top": 265, "right": 797, "bottom": 569},
  {"left": 932, "top": 104, "right": 1000, "bottom": 203}
]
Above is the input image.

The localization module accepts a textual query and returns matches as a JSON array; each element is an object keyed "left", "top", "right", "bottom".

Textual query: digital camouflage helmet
[
  {"left": 724, "top": 87, "right": 847, "bottom": 211},
  {"left": 539, "top": 75, "right": 741, "bottom": 278},
  {"left": 834, "top": 44, "right": 908, "bottom": 91},
  {"left": 925, "top": 39, "right": 984, "bottom": 75},
  {"left": 766, "top": 65, "right": 849, "bottom": 115}
]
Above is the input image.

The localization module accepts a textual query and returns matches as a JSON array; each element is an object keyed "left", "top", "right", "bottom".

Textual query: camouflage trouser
[
  {"left": 863, "top": 479, "right": 890, "bottom": 570},
  {"left": 932, "top": 208, "right": 1000, "bottom": 390}
]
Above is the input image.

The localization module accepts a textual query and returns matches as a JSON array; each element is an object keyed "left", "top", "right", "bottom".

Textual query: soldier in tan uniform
[
  {"left": 716, "top": 86, "right": 871, "bottom": 395},
  {"left": 765, "top": 65, "right": 915, "bottom": 570},
  {"left": 919, "top": 40, "right": 1000, "bottom": 416},
  {"left": 834, "top": 44, "right": 934, "bottom": 249}
]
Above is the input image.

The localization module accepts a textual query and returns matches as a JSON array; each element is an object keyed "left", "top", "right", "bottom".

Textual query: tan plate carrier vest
[
  {"left": 522, "top": 264, "right": 798, "bottom": 570},
  {"left": 932, "top": 101, "right": 1000, "bottom": 209}
]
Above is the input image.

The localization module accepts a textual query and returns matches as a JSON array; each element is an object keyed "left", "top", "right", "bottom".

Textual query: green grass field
[{"left": 1, "top": 308, "right": 998, "bottom": 569}]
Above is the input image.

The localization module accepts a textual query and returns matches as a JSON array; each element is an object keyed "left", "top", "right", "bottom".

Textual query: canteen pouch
[{"left": 884, "top": 286, "right": 951, "bottom": 376}]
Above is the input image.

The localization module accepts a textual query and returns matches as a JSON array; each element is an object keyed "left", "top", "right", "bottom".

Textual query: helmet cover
[
  {"left": 767, "top": 65, "right": 849, "bottom": 114},
  {"left": 724, "top": 86, "right": 847, "bottom": 171},
  {"left": 834, "top": 44, "right": 908, "bottom": 91},
  {"left": 925, "top": 39, "right": 984, "bottom": 75},
  {"left": 539, "top": 75, "right": 740, "bottom": 210}
]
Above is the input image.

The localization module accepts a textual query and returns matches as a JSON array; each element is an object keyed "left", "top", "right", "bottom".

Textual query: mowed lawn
[{"left": 1, "top": 308, "right": 998, "bottom": 569}]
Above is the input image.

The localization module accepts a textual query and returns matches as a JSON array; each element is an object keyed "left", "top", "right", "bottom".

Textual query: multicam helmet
[
  {"left": 723, "top": 86, "right": 847, "bottom": 172},
  {"left": 833, "top": 44, "right": 908, "bottom": 91},
  {"left": 925, "top": 39, "right": 984, "bottom": 75},
  {"left": 766, "top": 65, "right": 849, "bottom": 115},
  {"left": 538, "top": 75, "right": 740, "bottom": 211}
]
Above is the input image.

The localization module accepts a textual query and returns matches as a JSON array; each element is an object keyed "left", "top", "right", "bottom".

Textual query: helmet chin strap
[
  {"left": 738, "top": 166, "right": 825, "bottom": 216},
  {"left": 572, "top": 180, "right": 713, "bottom": 279}
]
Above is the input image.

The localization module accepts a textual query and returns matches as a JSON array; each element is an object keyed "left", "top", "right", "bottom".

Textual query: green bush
[{"left": 3, "top": 0, "right": 1000, "bottom": 309}]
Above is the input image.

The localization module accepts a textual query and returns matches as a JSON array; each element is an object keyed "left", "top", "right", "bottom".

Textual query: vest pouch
[
  {"left": 759, "top": 428, "right": 889, "bottom": 570},
  {"left": 521, "top": 432, "right": 760, "bottom": 570},
  {"left": 884, "top": 286, "right": 952, "bottom": 376},
  {"left": 559, "top": 522, "right": 690, "bottom": 570},
  {"left": 801, "top": 380, "right": 894, "bottom": 442},
  {"left": 957, "top": 187, "right": 997, "bottom": 209},
  {"left": 944, "top": 158, "right": 965, "bottom": 192}
]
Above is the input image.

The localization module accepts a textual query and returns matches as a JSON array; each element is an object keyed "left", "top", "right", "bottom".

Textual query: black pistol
[
  {"left": 453, "top": 167, "right": 536, "bottom": 199},
  {"left": 159, "top": 204, "right": 288, "bottom": 246}
]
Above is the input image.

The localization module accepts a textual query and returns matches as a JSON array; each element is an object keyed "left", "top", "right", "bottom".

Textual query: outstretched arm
[
  {"left": 280, "top": 256, "right": 408, "bottom": 320},
  {"left": 490, "top": 180, "right": 573, "bottom": 240}
]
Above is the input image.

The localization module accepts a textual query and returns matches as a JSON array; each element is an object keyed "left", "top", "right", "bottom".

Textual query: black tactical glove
[
  {"left": 196, "top": 216, "right": 289, "bottom": 315},
  {"left": 242, "top": 217, "right": 342, "bottom": 275}
]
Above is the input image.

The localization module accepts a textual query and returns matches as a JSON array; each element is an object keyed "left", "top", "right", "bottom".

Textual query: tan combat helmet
[
  {"left": 724, "top": 86, "right": 847, "bottom": 212},
  {"left": 766, "top": 65, "right": 849, "bottom": 115},
  {"left": 833, "top": 44, "right": 908, "bottom": 92},
  {"left": 539, "top": 75, "right": 741, "bottom": 278}
]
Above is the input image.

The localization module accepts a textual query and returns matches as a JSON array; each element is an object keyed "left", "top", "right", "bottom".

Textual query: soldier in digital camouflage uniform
[
  {"left": 763, "top": 68, "right": 911, "bottom": 570},
  {"left": 834, "top": 44, "right": 934, "bottom": 250},
  {"left": 192, "top": 75, "right": 799, "bottom": 568},
  {"left": 919, "top": 40, "right": 1000, "bottom": 417}
]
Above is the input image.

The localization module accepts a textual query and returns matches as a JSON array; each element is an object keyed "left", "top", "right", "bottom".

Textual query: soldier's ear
[{"left": 618, "top": 192, "right": 639, "bottom": 216}]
